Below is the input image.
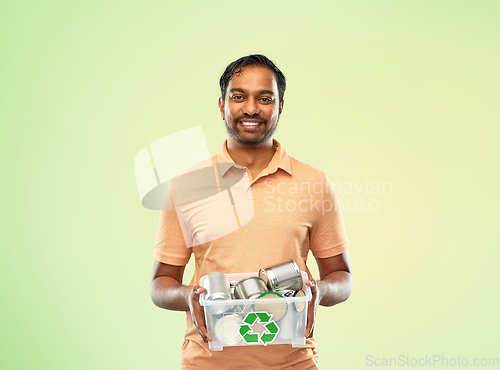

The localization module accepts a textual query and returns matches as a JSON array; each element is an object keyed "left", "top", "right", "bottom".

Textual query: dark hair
[{"left": 219, "top": 54, "right": 286, "bottom": 103}]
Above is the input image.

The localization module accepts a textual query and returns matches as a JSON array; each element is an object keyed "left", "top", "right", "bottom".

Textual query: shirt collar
[{"left": 215, "top": 139, "right": 293, "bottom": 177}]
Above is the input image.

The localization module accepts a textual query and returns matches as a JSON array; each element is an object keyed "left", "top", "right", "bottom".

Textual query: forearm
[
  {"left": 150, "top": 276, "right": 191, "bottom": 311},
  {"left": 317, "top": 271, "right": 352, "bottom": 307}
]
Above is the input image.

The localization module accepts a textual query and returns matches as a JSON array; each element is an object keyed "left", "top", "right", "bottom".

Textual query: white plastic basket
[{"left": 199, "top": 271, "right": 311, "bottom": 351}]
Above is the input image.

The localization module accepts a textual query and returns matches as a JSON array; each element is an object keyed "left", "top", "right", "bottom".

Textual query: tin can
[
  {"left": 277, "top": 289, "right": 296, "bottom": 298},
  {"left": 293, "top": 289, "right": 307, "bottom": 312},
  {"left": 234, "top": 276, "right": 268, "bottom": 299},
  {"left": 259, "top": 259, "right": 303, "bottom": 292},
  {"left": 253, "top": 292, "right": 288, "bottom": 321},
  {"left": 229, "top": 280, "right": 239, "bottom": 299},
  {"left": 203, "top": 272, "right": 231, "bottom": 314},
  {"left": 214, "top": 314, "right": 243, "bottom": 345}
]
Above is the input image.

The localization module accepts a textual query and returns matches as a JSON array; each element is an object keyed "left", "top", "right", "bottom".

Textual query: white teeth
[{"left": 240, "top": 121, "right": 260, "bottom": 126}]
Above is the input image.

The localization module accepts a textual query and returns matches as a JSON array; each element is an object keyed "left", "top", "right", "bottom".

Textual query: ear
[
  {"left": 277, "top": 99, "right": 284, "bottom": 120},
  {"left": 218, "top": 97, "right": 225, "bottom": 120}
]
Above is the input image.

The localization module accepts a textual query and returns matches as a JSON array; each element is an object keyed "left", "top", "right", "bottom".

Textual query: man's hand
[
  {"left": 150, "top": 260, "right": 212, "bottom": 342},
  {"left": 303, "top": 251, "right": 353, "bottom": 339},
  {"left": 305, "top": 279, "right": 320, "bottom": 338},
  {"left": 187, "top": 286, "right": 212, "bottom": 343}
]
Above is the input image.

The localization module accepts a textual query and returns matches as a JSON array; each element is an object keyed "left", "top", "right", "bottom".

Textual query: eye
[
  {"left": 260, "top": 97, "right": 273, "bottom": 103},
  {"left": 231, "top": 95, "right": 244, "bottom": 101}
]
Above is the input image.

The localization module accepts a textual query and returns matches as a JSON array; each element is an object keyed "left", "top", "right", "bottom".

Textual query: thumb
[
  {"left": 305, "top": 279, "right": 316, "bottom": 288},
  {"left": 193, "top": 286, "right": 205, "bottom": 295}
]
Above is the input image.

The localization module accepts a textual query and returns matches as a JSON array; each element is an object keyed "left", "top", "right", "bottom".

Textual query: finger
[
  {"left": 197, "top": 306, "right": 212, "bottom": 342},
  {"left": 305, "top": 279, "right": 317, "bottom": 291},
  {"left": 190, "top": 311, "right": 207, "bottom": 342},
  {"left": 193, "top": 286, "right": 205, "bottom": 296},
  {"left": 308, "top": 326, "right": 315, "bottom": 339},
  {"left": 189, "top": 286, "right": 207, "bottom": 342},
  {"left": 305, "top": 296, "right": 314, "bottom": 337},
  {"left": 306, "top": 304, "right": 316, "bottom": 338},
  {"left": 305, "top": 303, "right": 314, "bottom": 337},
  {"left": 305, "top": 280, "right": 317, "bottom": 338},
  {"left": 193, "top": 303, "right": 211, "bottom": 342},
  {"left": 191, "top": 286, "right": 212, "bottom": 342},
  {"left": 191, "top": 286, "right": 206, "bottom": 307}
]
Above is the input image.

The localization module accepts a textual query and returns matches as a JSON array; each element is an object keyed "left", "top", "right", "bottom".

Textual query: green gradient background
[{"left": 1, "top": 1, "right": 499, "bottom": 369}]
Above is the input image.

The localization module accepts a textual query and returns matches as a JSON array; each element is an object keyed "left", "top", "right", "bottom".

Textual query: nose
[{"left": 242, "top": 97, "right": 259, "bottom": 116}]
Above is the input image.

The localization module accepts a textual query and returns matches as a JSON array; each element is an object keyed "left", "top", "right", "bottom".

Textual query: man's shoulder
[{"left": 287, "top": 155, "right": 327, "bottom": 181}]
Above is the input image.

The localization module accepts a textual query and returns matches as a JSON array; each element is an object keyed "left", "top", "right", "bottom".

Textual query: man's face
[{"left": 219, "top": 66, "right": 284, "bottom": 146}]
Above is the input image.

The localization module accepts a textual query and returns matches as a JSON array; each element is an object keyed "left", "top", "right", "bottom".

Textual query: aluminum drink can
[
  {"left": 259, "top": 259, "right": 303, "bottom": 292},
  {"left": 203, "top": 272, "right": 231, "bottom": 314}
]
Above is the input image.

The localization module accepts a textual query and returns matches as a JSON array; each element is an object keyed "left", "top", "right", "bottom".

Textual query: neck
[{"left": 226, "top": 137, "right": 275, "bottom": 174}]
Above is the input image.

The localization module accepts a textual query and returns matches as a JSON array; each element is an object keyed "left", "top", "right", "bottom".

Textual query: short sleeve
[
  {"left": 309, "top": 175, "right": 349, "bottom": 258},
  {"left": 153, "top": 185, "right": 192, "bottom": 266}
]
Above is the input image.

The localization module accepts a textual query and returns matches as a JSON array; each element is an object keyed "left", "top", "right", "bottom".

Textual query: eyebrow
[
  {"left": 229, "top": 88, "right": 275, "bottom": 96},
  {"left": 259, "top": 90, "right": 275, "bottom": 96},
  {"left": 229, "top": 88, "right": 245, "bottom": 94}
]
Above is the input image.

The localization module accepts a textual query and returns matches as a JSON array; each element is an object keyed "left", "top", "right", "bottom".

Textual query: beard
[{"left": 225, "top": 115, "right": 278, "bottom": 146}]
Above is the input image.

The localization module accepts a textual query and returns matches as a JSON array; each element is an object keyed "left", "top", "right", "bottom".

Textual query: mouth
[{"left": 238, "top": 120, "right": 263, "bottom": 129}]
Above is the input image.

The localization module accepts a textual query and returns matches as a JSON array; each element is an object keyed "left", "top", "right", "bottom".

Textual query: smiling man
[
  {"left": 218, "top": 58, "right": 284, "bottom": 180},
  {"left": 221, "top": 64, "right": 282, "bottom": 147},
  {"left": 150, "top": 54, "right": 352, "bottom": 370}
]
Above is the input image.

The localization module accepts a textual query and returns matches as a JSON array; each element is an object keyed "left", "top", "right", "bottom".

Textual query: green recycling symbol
[{"left": 239, "top": 311, "right": 280, "bottom": 345}]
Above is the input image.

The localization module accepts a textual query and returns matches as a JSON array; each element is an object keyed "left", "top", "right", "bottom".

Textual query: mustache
[{"left": 233, "top": 114, "right": 268, "bottom": 124}]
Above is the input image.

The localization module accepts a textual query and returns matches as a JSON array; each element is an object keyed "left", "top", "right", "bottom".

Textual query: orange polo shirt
[{"left": 154, "top": 139, "right": 349, "bottom": 370}]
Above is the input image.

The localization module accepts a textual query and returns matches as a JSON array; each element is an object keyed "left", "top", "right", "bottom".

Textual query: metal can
[
  {"left": 259, "top": 259, "right": 303, "bottom": 292},
  {"left": 253, "top": 292, "right": 288, "bottom": 321},
  {"left": 234, "top": 276, "right": 268, "bottom": 299},
  {"left": 277, "top": 289, "right": 296, "bottom": 298},
  {"left": 229, "top": 280, "right": 239, "bottom": 299},
  {"left": 214, "top": 314, "right": 243, "bottom": 345},
  {"left": 203, "top": 272, "right": 231, "bottom": 314},
  {"left": 293, "top": 289, "right": 307, "bottom": 312}
]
